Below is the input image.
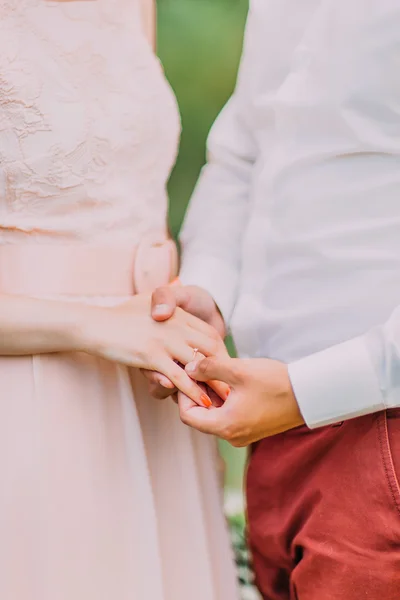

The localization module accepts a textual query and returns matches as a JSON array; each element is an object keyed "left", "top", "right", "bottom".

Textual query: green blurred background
[{"left": 157, "top": 0, "right": 249, "bottom": 493}]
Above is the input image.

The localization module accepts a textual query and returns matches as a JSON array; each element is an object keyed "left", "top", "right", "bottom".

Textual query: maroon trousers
[{"left": 246, "top": 410, "right": 400, "bottom": 600}]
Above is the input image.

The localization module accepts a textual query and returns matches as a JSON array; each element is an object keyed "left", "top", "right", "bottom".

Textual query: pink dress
[{"left": 0, "top": 1, "right": 239, "bottom": 599}]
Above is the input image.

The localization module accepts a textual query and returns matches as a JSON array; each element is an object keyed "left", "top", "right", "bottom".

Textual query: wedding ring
[{"left": 192, "top": 348, "right": 199, "bottom": 361}]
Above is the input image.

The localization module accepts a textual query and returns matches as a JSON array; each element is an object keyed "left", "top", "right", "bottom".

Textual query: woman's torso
[{"left": 0, "top": 0, "right": 180, "bottom": 244}]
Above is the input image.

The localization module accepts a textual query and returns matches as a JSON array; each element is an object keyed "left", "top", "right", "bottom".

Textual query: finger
[
  {"left": 196, "top": 381, "right": 224, "bottom": 407},
  {"left": 175, "top": 351, "right": 230, "bottom": 402},
  {"left": 140, "top": 369, "right": 177, "bottom": 400},
  {"left": 180, "top": 308, "right": 224, "bottom": 338},
  {"left": 155, "top": 357, "right": 213, "bottom": 408},
  {"left": 151, "top": 286, "right": 190, "bottom": 321},
  {"left": 178, "top": 391, "right": 222, "bottom": 435},
  {"left": 204, "top": 385, "right": 225, "bottom": 408},
  {"left": 170, "top": 328, "right": 227, "bottom": 365},
  {"left": 186, "top": 357, "right": 240, "bottom": 387},
  {"left": 168, "top": 344, "right": 201, "bottom": 371},
  {"left": 140, "top": 369, "right": 175, "bottom": 389},
  {"left": 206, "top": 380, "right": 231, "bottom": 402},
  {"left": 193, "top": 330, "right": 228, "bottom": 359},
  {"left": 149, "top": 383, "right": 175, "bottom": 400}
]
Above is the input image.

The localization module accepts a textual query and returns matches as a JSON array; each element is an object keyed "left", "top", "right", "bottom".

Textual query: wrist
[
  {"left": 66, "top": 303, "right": 108, "bottom": 355},
  {"left": 27, "top": 298, "right": 100, "bottom": 355}
]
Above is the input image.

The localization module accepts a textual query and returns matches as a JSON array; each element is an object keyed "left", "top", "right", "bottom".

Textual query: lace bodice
[{"left": 0, "top": 0, "right": 180, "bottom": 243}]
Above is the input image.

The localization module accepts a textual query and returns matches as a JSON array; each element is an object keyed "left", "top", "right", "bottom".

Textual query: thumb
[
  {"left": 151, "top": 286, "right": 190, "bottom": 321},
  {"left": 186, "top": 357, "right": 240, "bottom": 387}
]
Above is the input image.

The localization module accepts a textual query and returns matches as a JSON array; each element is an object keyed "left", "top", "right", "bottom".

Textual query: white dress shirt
[{"left": 179, "top": 0, "right": 400, "bottom": 428}]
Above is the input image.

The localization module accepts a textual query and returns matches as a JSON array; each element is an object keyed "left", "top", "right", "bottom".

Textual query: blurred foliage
[
  {"left": 157, "top": 0, "right": 249, "bottom": 237},
  {"left": 157, "top": 0, "right": 249, "bottom": 491}
]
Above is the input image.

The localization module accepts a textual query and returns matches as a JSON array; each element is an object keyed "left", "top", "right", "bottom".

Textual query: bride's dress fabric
[{"left": 0, "top": 1, "right": 239, "bottom": 598}]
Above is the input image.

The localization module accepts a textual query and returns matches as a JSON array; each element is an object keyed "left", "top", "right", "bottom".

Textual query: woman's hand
[
  {"left": 143, "top": 284, "right": 227, "bottom": 400},
  {"left": 80, "top": 294, "right": 228, "bottom": 407}
]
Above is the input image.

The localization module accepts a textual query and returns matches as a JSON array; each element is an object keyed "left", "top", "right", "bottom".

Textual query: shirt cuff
[
  {"left": 179, "top": 255, "right": 238, "bottom": 326},
  {"left": 288, "top": 337, "right": 385, "bottom": 429}
]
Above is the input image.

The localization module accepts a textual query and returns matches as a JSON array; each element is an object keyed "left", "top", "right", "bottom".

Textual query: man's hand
[
  {"left": 177, "top": 357, "right": 305, "bottom": 446},
  {"left": 142, "top": 285, "right": 226, "bottom": 399},
  {"left": 151, "top": 285, "right": 225, "bottom": 336}
]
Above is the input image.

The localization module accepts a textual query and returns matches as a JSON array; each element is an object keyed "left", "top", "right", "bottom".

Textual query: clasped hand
[
  {"left": 142, "top": 285, "right": 305, "bottom": 446},
  {"left": 84, "top": 293, "right": 228, "bottom": 408}
]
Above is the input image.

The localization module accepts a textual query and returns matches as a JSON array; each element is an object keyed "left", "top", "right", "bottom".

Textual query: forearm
[{"left": 0, "top": 294, "right": 92, "bottom": 356}]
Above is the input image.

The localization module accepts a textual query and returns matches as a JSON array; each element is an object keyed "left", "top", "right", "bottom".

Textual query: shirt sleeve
[
  {"left": 179, "top": 6, "right": 258, "bottom": 327},
  {"left": 288, "top": 305, "right": 400, "bottom": 428}
]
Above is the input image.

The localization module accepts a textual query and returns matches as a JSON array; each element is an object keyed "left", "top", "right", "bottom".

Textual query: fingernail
[
  {"left": 201, "top": 394, "right": 212, "bottom": 408},
  {"left": 153, "top": 304, "right": 169, "bottom": 316},
  {"left": 186, "top": 362, "right": 196, "bottom": 374},
  {"left": 219, "top": 383, "right": 231, "bottom": 401}
]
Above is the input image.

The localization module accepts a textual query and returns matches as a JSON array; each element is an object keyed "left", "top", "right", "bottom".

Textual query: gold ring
[{"left": 192, "top": 348, "right": 199, "bottom": 361}]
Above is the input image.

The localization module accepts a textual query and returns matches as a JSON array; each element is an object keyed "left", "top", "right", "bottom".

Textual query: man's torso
[{"left": 233, "top": 0, "right": 400, "bottom": 362}]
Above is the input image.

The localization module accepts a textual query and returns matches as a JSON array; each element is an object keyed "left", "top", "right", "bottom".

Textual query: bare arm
[
  {"left": 139, "top": 0, "right": 156, "bottom": 50},
  {"left": 0, "top": 292, "right": 226, "bottom": 407},
  {"left": 0, "top": 294, "right": 94, "bottom": 356}
]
